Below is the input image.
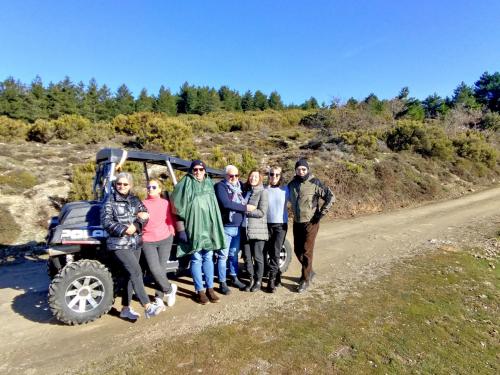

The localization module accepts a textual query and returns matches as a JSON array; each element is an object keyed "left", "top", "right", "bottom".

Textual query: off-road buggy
[{"left": 46, "top": 148, "right": 293, "bottom": 325}]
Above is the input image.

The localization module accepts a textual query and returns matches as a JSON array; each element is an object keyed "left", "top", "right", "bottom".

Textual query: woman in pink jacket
[{"left": 142, "top": 178, "right": 177, "bottom": 311}]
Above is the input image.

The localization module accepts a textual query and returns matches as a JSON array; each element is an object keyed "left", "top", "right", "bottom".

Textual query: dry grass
[{"left": 95, "top": 242, "right": 499, "bottom": 375}]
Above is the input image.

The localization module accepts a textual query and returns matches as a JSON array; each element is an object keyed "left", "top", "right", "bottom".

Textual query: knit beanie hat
[
  {"left": 189, "top": 159, "right": 206, "bottom": 172},
  {"left": 295, "top": 159, "right": 309, "bottom": 170}
]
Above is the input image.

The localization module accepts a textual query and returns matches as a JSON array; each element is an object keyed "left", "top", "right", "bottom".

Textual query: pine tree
[
  {"left": 135, "top": 88, "right": 154, "bottom": 112},
  {"left": 154, "top": 86, "right": 177, "bottom": 115},
  {"left": 241, "top": 90, "right": 255, "bottom": 111},
  {"left": 253, "top": 90, "right": 268, "bottom": 110},
  {"left": 268, "top": 91, "right": 284, "bottom": 110},
  {"left": 114, "top": 84, "right": 135, "bottom": 115}
]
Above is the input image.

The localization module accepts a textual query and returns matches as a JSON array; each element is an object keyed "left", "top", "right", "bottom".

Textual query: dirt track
[{"left": 1, "top": 187, "right": 499, "bottom": 375}]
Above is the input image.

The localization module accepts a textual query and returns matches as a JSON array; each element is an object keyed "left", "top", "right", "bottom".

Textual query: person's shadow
[{"left": 1, "top": 243, "right": 61, "bottom": 325}]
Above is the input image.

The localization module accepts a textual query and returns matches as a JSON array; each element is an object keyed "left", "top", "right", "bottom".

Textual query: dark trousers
[
  {"left": 142, "top": 236, "right": 173, "bottom": 298},
  {"left": 113, "top": 247, "right": 150, "bottom": 306},
  {"left": 241, "top": 228, "right": 266, "bottom": 281},
  {"left": 293, "top": 221, "right": 320, "bottom": 282},
  {"left": 266, "top": 223, "right": 288, "bottom": 279}
]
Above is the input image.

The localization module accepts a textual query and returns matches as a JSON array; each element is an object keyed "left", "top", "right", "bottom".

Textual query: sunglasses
[
  {"left": 116, "top": 182, "right": 129, "bottom": 186},
  {"left": 228, "top": 174, "right": 239, "bottom": 178},
  {"left": 192, "top": 168, "right": 205, "bottom": 172},
  {"left": 147, "top": 185, "right": 158, "bottom": 190},
  {"left": 269, "top": 173, "right": 280, "bottom": 177}
]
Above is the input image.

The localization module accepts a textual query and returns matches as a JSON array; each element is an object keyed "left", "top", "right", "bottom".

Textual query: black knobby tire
[
  {"left": 279, "top": 239, "right": 293, "bottom": 273},
  {"left": 48, "top": 259, "right": 114, "bottom": 325}
]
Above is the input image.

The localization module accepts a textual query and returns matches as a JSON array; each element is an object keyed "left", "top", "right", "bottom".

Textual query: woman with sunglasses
[
  {"left": 241, "top": 170, "right": 269, "bottom": 292},
  {"left": 171, "top": 160, "right": 226, "bottom": 305},
  {"left": 264, "top": 166, "right": 289, "bottom": 293},
  {"left": 141, "top": 178, "right": 178, "bottom": 312},
  {"left": 101, "top": 172, "right": 163, "bottom": 320}
]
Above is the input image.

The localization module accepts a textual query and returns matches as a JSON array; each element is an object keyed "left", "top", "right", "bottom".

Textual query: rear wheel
[
  {"left": 48, "top": 260, "right": 114, "bottom": 325},
  {"left": 279, "top": 239, "right": 292, "bottom": 273}
]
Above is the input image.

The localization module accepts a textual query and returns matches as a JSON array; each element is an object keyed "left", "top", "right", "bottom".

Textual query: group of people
[{"left": 101, "top": 158, "right": 334, "bottom": 320}]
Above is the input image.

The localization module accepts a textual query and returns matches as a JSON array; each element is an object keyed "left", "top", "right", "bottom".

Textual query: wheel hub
[{"left": 65, "top": 276, "right": 105, "bottom": 313}]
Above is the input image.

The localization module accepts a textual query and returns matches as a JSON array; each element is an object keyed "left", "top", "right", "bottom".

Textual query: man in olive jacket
[{"left": 288, "top": 159, "right": 335, "bottom": 293}]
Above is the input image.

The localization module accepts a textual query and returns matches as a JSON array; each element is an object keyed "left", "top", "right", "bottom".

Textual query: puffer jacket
[
  {"left": 288, "top": 174, "right": 335, "bottom": 223},
  {"left": 101, "top": 191, "right": 148, "bottom": 251},
  {"left": 245, "top": 184, "right": 269, "bottom": 241}
]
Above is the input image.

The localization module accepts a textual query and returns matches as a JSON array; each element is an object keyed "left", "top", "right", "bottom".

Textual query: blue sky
[{"left": 0, "top": 1, "right": 499, "bottom": 105}]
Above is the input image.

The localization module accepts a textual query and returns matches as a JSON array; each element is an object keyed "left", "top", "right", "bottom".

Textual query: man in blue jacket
[{"left": 214, "top": 165, "right": 256, "bottom": 294}]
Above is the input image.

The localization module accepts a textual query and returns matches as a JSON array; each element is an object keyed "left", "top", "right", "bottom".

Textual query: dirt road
[{"left": 1, "top": 187, "right": 499, "bottom": 375}]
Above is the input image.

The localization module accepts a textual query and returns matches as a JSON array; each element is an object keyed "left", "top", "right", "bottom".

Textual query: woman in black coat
[{"left": 101, "top": 172, "right": 162, "bottom": 320}]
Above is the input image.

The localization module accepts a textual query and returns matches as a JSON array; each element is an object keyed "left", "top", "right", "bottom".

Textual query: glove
[
  {"left": 177, "top": 231, "right": 188, "bottom": 244},
  {"left": 310, "top": 212, "right": 322, "bottom": 224}
]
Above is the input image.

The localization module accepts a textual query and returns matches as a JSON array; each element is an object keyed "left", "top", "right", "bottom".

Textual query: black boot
[
  {"left": 244, "top": 278, "right": 253, "bottom": 292},
  {"left": 275, "top": 272, "right": 282, "bottom": 288},
  {"left": 250, "top": 280, "right": 262, "bottom": 292},
  {"left": 219, "top": 282, "right": 231, "bottom": 295},
  {"left": 266, "top": 278, "right": 276, "bottom": 293},
  {"left": 231, "top": 275, "right": 246, "bottom": 290}
]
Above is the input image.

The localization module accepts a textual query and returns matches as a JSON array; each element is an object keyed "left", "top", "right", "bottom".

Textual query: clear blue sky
[{"left": 0, "top": 1, "right": 499, "bottom": 105}]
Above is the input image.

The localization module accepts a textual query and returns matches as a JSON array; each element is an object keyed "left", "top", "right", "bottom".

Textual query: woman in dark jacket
[
  {"left": 101, "top": 172, "right": 162, "bottom": 320},
  {"left": 241, "top": 170, "right": 269, "bottom": 292}
]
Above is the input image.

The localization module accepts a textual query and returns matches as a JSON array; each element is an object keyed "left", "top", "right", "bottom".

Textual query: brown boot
[
  {"left": 197, "top": 290, "right": 209, "bottom": 305},
  {"left": 206, "top": 288, "right": 220, "bottom": 303}
]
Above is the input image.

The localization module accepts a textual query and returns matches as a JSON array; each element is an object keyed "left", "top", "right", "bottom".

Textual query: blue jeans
[
  {"left": 218, "top": 226, "right": 241, "bottom": 280},
  {"left": 191, "top": 250, "right": 214, "bottom": 292}
]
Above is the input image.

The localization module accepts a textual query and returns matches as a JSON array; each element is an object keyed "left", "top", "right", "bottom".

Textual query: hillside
[{"left": 1, "top": 105, "right": 499, "bottom": 254}]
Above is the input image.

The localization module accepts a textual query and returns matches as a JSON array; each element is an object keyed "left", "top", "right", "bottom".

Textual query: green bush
[
  {"left": 52, "top": 115, "right": 114, "bottom": 143},
  {"left": 386, "top": 120, "right": 454, "bottom": 160},
  {"left": 0, "top": 116, "right": 29, "bottom": 141},
  {"left": 0, "top": 169, "right": 38, "bottom": 194},
  {"left": 480, "top": 111, "right": 500, "bottom": 131},
  {"left": 452, "top": 131, "right": 498, "bottom": 168},
  {"left": 68, "top": 162, "right": 96, "bottom": 201},
  {"left": 27, "top": 119, "right": 55, "bottom": 143},
  {"left": 338, "top": 131, "right": 379, "bottom": 157}
]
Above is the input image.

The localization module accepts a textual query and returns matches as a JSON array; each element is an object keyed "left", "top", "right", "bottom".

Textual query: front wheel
[
  {"left": 279, "top": 239, "right": 293, "bottom": 273},
  {"left": 48, "top": 260, "right": 114, "bottom": 325}
]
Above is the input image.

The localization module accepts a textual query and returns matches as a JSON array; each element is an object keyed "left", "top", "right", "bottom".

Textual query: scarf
[{"left": 224, "top": 179, "right": 246, "bottom": 222}]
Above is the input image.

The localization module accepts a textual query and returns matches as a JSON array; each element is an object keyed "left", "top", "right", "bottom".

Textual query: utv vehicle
[{"left": 46, "top": 148, "right": 293, "bottom": 325}]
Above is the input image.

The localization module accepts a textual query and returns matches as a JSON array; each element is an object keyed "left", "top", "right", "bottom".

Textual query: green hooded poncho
[{"left": 171, "top": 174, "right": 226, "bottom": 257}]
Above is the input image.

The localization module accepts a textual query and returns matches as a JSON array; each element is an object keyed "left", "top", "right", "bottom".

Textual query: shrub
[
  {"left": 480, "top": 111, "right": 500, "bottom": 131},
  {"left": 238, "top": 150, "right": 258, "bottom": 177},
  {"left": 386, "top": 120, "right": 454, "bottom": 160},
  {"left": 0, "top": 116, "right": 29, "bottom": 141},
  {"left": 452, "top": 131, "right": 498, "bottom": 168},
  {"left": 68, "top": 162, "right": 96, "bottom": 201},
  {"left": 0, "top": 169, "right": 38, "bottom": 194},
  {"left": 338, "top": 131, "right": 379, "bottom": 157},
  {"left": 52, "top": 115, "right": 114, "bottom": 143},
  {"left": 27, "top": 119, "right": 55, "bottom": 143}
]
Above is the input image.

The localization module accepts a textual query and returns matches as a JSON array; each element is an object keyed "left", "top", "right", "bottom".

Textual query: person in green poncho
[{"left": 171, "top": 160, "right": 226, "bottom": 305}]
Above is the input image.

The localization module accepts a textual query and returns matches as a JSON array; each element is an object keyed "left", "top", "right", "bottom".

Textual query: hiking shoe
[
  {"left": 120, "top": 306, "right": 140, "bottom": 321},
  {"left": 144, "top": 301, "right": 164, "bottom": 318},
  {"left": 275, "top": 273, "right": 282, "bottom": 288},
  {"left": 309, "top": 271, "right": 316, "bottom": 283},
  {"left": 297, "top": 280, "right": 309, "bottom": 293},
  {"left": 250, "top": 281, "right": 262, "bottom": 292},
  {"left": 197, "top": 290, "right": 209, "bottom": 305},
  {"left": 219, "top": 282, "right": 231, "bottom": 295},
  {"left": 230, "top": 276, "right": 246, "bottom": 289},
  {"left": 165, "top": 283, "right": 178, "bottom": 307},
  {"left": 206, "top": 288, "right": 220, "bottom": 303}
]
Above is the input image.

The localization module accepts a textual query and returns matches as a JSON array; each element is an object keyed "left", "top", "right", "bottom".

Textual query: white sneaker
[
  {"left": 120, "top": 306, "right": 140, "bottom": 321},
  {"left": 165, "top": 284, "right": 178, "bottom": 307},
  {"left": 145, "top": 301, "right": 164, "bottom": 319}
]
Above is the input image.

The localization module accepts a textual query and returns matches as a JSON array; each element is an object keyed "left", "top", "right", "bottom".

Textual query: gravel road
[{"left": 1, "top": 186, "right": 499, "bottom": 375}]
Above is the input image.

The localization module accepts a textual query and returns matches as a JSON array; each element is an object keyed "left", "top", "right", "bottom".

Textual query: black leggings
[
  {"left": 142, "top": 236, "right": 174, "bottom": 298},
  {"left": 113, "top": 247, "right": 150, "bottom": 307}
]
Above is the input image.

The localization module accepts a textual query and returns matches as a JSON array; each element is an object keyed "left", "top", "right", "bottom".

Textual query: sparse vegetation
[
  {"left": 0, "top": 205, "right": 21, "bottom": 245},
  {"left": 99, "top": 244, "right": 499, "bottom": 375},
  {"left": 0, "top": 169, "right": 38, "bottom": 194}
]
